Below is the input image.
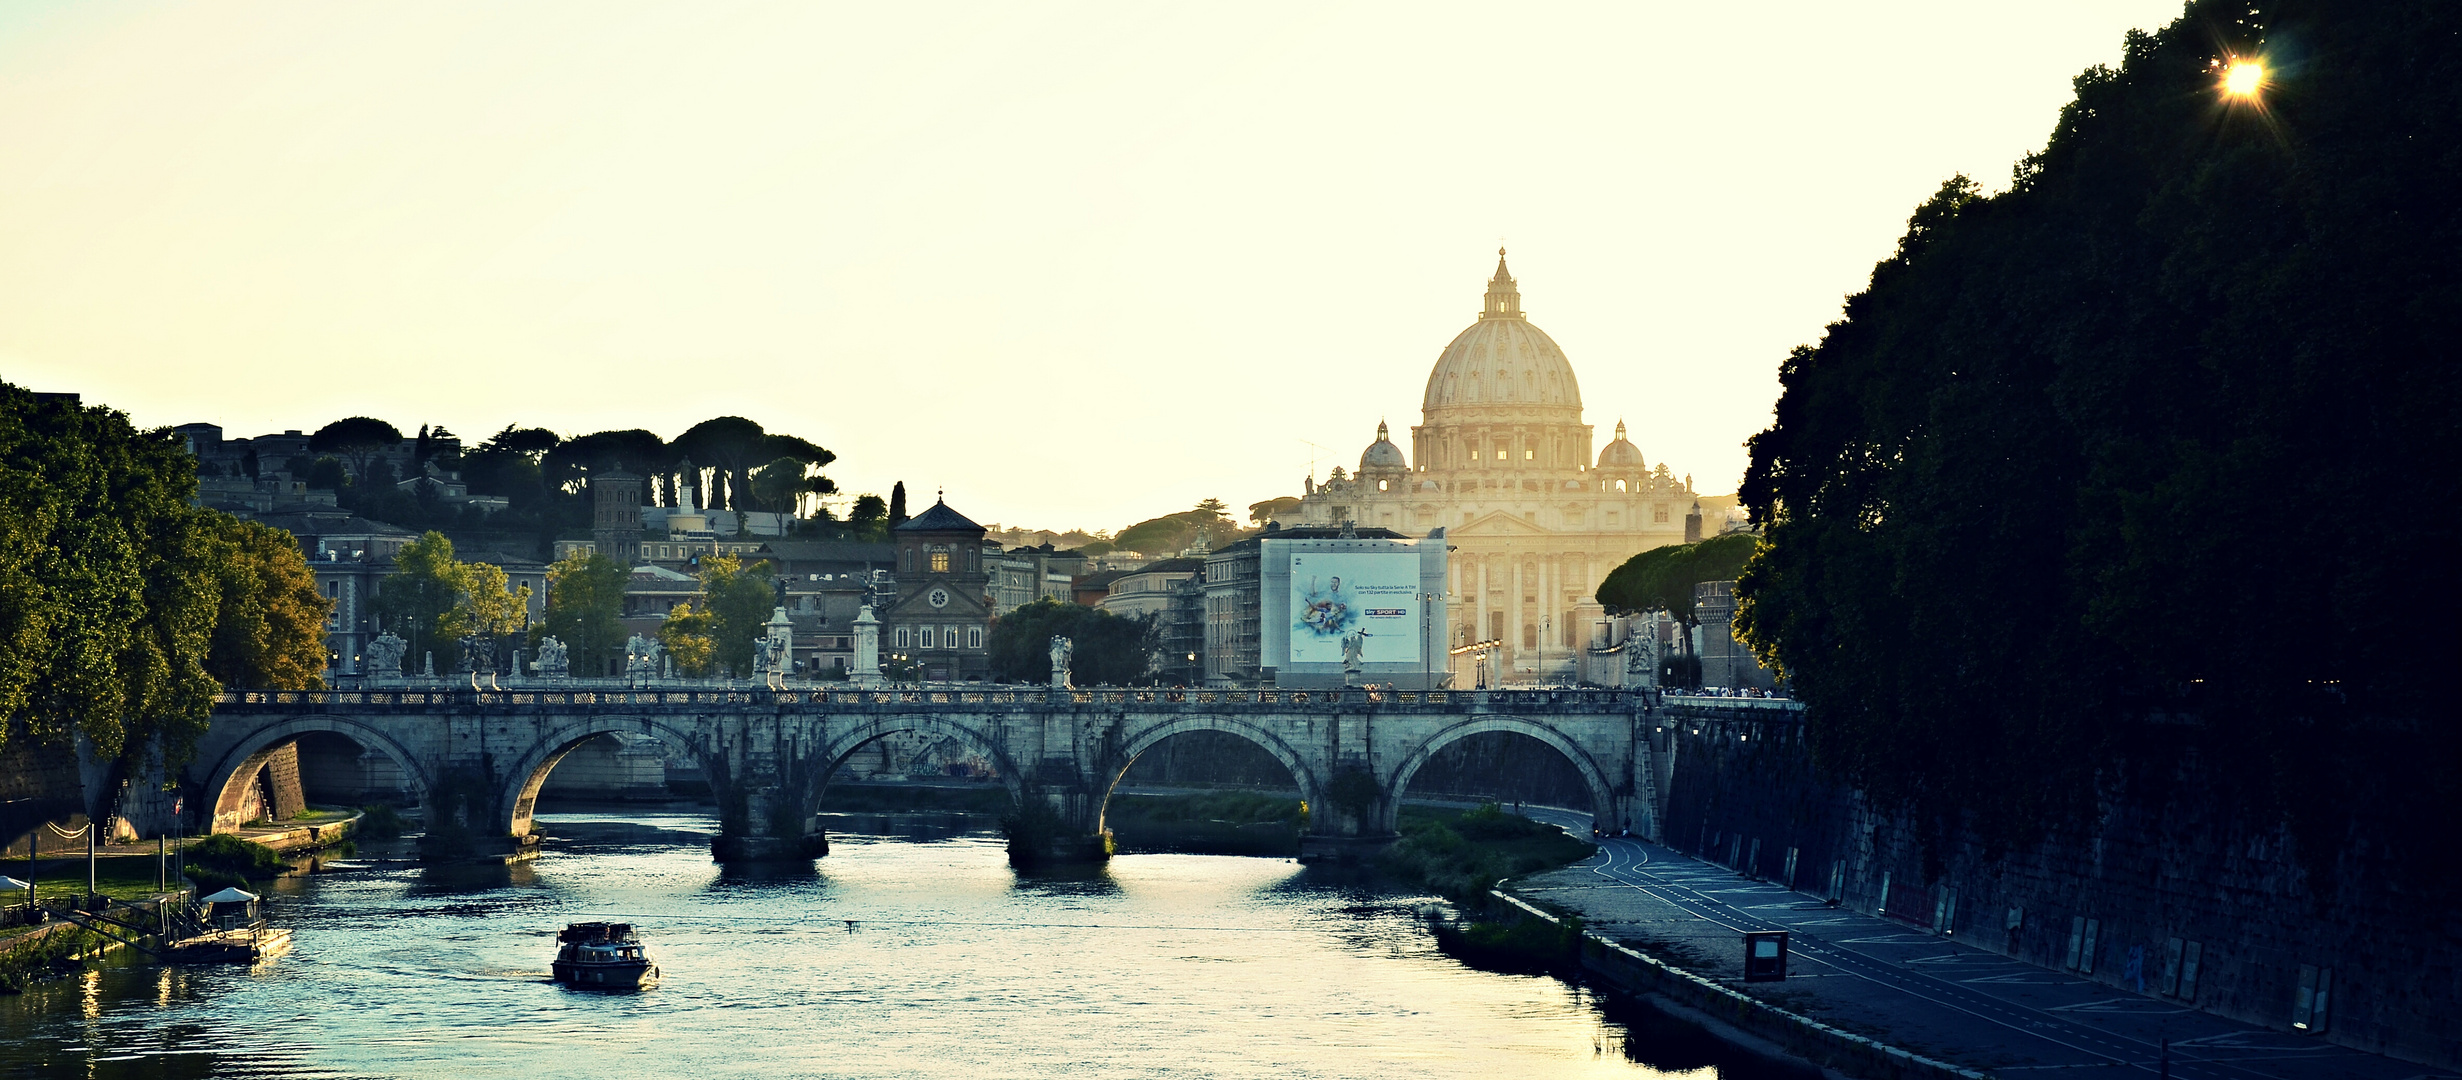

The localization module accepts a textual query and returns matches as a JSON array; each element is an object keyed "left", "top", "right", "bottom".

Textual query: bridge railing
[{"left": 210, "top": 686, "right": 1665, "bottom": 711}]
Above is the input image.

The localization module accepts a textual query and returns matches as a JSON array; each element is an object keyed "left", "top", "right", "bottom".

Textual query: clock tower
[{"left": 886, "top": 494, "right": 993, "bottom": 682}]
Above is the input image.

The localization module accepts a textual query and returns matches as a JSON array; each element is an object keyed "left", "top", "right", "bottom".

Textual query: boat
[{"left": 551, "top": 922, "right": 660, "bottom": 990}]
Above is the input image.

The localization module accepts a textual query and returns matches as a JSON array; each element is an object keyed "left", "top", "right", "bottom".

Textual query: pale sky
[{"left": 0, "top": 1, "right": 2187, "bottom": 532}]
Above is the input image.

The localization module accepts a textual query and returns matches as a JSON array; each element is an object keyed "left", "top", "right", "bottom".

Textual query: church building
[
  {"left": 883, "top": 496, "right": 994, "bottom": 682},
  {"left": 1292, "top": 251, "right": 1702, "bottom": 684}
]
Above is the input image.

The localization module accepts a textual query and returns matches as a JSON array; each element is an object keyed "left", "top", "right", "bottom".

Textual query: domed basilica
[{"left": 1292, "top": 251, "right": 1700, "bottom": 683}]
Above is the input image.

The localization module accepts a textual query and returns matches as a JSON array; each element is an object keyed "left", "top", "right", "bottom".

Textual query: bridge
[{"left": 94, "top": 685, "right": 1790, "bottom": 865}]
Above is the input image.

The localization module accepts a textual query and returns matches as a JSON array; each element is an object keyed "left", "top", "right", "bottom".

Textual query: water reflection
[{"left": 1, "top": 807, "right": 1776, "bottom": 1078}]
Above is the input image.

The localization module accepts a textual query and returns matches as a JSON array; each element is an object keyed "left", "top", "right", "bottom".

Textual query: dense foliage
[
  {"left": 0, "top": 385, "right": 326, "bottom": 765},
  {"left": 1593, "top": 533, "right": 1758, "bottom": 620},
  {"left": 371, "top": 532, "right": 531, "bottom": 670},
  {"left": 1735, "top": 1, "right": 2462, "bottom": 864},
  {"left": 535, "top": 550, "right": 628, "bottom": 677},
  {"left": 202, "top": 518, "right": 332, "bottom": 689},
  {"left": 985, "top": 599, "right": 1155, "bottom": 685},
  {"left": 652, "top": 554, "right": 775, "bottom": 677}
]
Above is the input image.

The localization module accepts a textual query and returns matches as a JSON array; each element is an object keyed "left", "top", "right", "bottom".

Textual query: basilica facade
[{"left": 1292, "top": 252, "right": 1701, "bottom": 684}]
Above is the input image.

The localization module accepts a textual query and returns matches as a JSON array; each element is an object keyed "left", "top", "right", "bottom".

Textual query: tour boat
[{"left": 551, "top": 922, "right": 661, "bottom": 991}]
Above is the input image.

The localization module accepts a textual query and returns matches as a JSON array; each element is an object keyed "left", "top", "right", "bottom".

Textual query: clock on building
[{"left": 927, "top": 587, "right": 950, "bottom": 608}]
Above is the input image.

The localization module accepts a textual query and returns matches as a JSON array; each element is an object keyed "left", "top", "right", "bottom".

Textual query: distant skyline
[{"left": 0, "top": 1, "right": 2188, "bottom": 531}]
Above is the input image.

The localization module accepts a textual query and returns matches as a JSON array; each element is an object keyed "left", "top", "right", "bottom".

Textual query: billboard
[{"left": 1287, "top": 551, "right": 1421, "bottom": 665}]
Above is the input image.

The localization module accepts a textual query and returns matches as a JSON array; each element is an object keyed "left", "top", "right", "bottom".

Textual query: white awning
[{"left": 198, "top": 887, "right": 259, "bottom": 903}]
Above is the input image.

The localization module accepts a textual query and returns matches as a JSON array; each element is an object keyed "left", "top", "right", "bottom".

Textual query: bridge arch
[
  {"left": 1103, "top": 715, "right": 1325, "bottom": 833},
  {"left": 816, "top": 714, "right": 1030, "bottom": 814},
  {"left": 1382, "top": 715, "right": 1621, "bottom": 834},
  {"left": 499, "top": 714, "right": 718, "bottom": 839},
  {"left": 200, "top": 715, "right": 434, "bottom": 835}
]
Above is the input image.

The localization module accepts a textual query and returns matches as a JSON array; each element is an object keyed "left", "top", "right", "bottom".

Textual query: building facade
[
  {"left": 881, "top": 498, "right": 994, "bottom": 682},
  {"left": 1291, "top": 252, "right": 1704, "bottom": 684}
]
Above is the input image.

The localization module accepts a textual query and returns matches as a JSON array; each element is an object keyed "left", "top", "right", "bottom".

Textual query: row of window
[{"left": 892, "top": 625, "right": 984, "bottom": 650}]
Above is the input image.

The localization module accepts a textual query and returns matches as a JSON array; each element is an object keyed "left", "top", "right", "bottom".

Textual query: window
[
  {"left": 894, "top": 627, "right": 910, "bottom": 648},
  {"left": 967, "top": 627, "right": 983, "bottom": 649},
  {"left": 1654, "top": 504, "right": 1670, "bottom": 523},
  {"left": 902, "top": 548, "right": 914, "bottom": 572},
  {"left": 1524, "top": 448, "right": 1535, "bottom": 460},
  {"left": 930, "top": 547, "right": 950, "bottom": 573},
  {"left": 921, "top": 626, "right": 937, "bottom": 648}
]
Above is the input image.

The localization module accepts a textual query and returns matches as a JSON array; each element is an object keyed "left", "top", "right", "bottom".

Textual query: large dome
[{"left": 1420, "top": 251, "right": 1582, "bottom": 415}]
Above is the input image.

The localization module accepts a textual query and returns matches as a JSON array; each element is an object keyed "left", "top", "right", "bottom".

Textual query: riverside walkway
[{"left": 1514, "top": 810, "right": 2457, "bottom": 1080}]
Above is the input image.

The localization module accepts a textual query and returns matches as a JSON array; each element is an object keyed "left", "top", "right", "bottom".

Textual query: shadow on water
[{"left": 1595, "top": 991, "right": 1823, "bottom": 1079}]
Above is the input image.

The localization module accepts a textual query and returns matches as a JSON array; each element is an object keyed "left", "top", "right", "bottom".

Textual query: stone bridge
[{"left": 106, "top": 685, "right": 1786, "bottom": 865}]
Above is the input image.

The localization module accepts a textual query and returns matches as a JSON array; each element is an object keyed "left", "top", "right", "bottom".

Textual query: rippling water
[{"left": 1, "top": 809, "right": 1723, "bottom": 1079}]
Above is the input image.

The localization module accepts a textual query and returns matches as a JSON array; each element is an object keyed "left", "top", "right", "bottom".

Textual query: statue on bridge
[
  {"left": 366, "top": 630, "right": 406, "bottom": 681},
  {"left": 531, "top": 635, "right": 570, "bottom": 679},
  {"left": 459, "top": 634, "right": 499, "bottom": 690},
  {"left": 625, "top": 634, "right": 663, "bottom": 681},
  {"left": 1340, "top": 629, "right": 1369, "bottom": 681},
  {"left": 1049, "top": 635, "right": 1074, "bottom": 689},
  {"left": 752, "top": 635, "right": 778, "bottom": 686}
]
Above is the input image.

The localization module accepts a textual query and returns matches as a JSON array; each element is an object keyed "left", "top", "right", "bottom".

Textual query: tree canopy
[
  {"left": 1595, "top": 533, "right": 1758, "bottom": 621},
  {"left": 1733, "top": 1, "right": 2462, "bottom": 864},
  {"left": 307, "top": 417, "right": 402, "bottom": 484},
  {"left": 536, "top": 550, "right": 627, "bottom": 677},
  {"left": 987, "top": 599, "right": 1154, "bottom": 685},
  {"left": 1, "top": 385, "right": 325, "bottom": 765},
  {"left": 203, "top": 518, "right": 331, "bottom": 689}
]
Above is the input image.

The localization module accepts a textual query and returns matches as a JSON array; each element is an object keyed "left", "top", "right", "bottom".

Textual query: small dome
[
  {"left": 1359, "top": 420, "right": 1408, "bottom": 471},
  {"left": 1598, "top": 420, "right": 1645, "bottom": 469}
]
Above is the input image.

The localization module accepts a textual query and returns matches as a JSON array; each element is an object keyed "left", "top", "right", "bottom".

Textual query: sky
[{"left": 0, "top": 1, "right": 2191, "bottom": 532}]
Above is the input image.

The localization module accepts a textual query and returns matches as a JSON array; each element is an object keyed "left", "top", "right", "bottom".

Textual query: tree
[
  {"left": 457, "top": 560, "right": 531, "bottom": 641},
  {"left": 462, "top": 425, "right": 560, "bottom": 502},
  {"left": 545, "top": 429, "right": 668, "bottom": 495},
  {"left": 536, "top": 551, "right": 626, "bottom": 677},
  {"left": 696, "top": 554, "right": 775, "bottom": 677},
  {"left": 203, "top": 517, "right": 331, "bottom": 689},
  {"left": 986, "top": 599, "right": 1155, "bottom": 685},
  {"left": 887, "top": 482, "right": 908, "bottom": 528},
  {"left": 846, "top": 494, "right": 889, "bottom": 540},
  {"left": 372, "top": 532, "right": 466, "bottom": 668},
  {"left": 308, "top": 417, "right": 403, "bottom": 486},
  {"left": 1595, "top": 533, "right": 1759, "bottom": 621},
  {"left": 1733, "top": 0, "right": 2462, "bottom": 872},
  {"left": 672, "top": 416, "right": 769, "bottom": 510},
  {"left": 0, "top": 384, "right": 222, "bottom": 764},
  {"left": 752, "top": 456, "right": 834, "bottom": 515},
  {"left": 1115, "top": 499, "right": 1241, "bottom": 557},
  {"left": 660, "top": 601, "right": 715, "bottom": 678},
  {"left": 1248, "top": 496, "right": 1302, "bottom": 526}
]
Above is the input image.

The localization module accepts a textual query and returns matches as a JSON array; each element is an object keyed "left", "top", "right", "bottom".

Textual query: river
[{"left": 0, "top": 807, "right": 1766, "bottom": 1079}]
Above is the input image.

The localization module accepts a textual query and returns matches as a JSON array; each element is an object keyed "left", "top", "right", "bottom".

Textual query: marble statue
[
  {"left": 1340, "top": 629, "right": 1367, "bottom": 677},
  {"left": 1049, "top": 635, "right": 1074, "bottom": 689},
  {"left": 531, "top": 635, "right": 569, "bottom": 679},
  {"left": 366, "top": 631, "right": 406, "bottom": 680},
  {"left": 753, "top": 635, "right": 776, "bottom": 676}
]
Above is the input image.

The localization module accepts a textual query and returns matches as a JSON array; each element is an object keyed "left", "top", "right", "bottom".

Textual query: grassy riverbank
[
  {"left": 1106, "top": 791, "right": 1302, "bottom": 856},
  {"left": 1379, "top": 803, "right": 1596, "bottom": 906}
]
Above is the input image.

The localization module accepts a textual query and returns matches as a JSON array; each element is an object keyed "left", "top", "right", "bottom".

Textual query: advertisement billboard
[{"left": 1286, "top": 551, "right": 1421, "bottom": 666}]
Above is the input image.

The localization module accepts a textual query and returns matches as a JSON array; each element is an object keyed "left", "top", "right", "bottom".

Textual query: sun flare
[{"left": 2223, "top": 60, "right": 2266, "bottom": 98}]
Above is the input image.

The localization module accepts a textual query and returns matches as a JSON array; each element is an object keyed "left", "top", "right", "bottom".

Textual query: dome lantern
[
  {"left": 1360, "top": 419, "right": 1408, "bottom": 473},
  {"left": 1480, "top": 248, "right": 1522, "bottom": 321}
]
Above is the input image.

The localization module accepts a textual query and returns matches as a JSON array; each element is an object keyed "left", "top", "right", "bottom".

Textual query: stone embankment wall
[
  {"left": 1660, "top": 713, "right": 2459, "bottom": 1068},
  {"left": 0, "top": 737, "right": 85, "bottom": 859}
]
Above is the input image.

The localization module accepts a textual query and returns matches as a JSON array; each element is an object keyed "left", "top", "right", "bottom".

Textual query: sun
[{"left": 2223, "top": 60, "right": 2266, "bottom": 98}]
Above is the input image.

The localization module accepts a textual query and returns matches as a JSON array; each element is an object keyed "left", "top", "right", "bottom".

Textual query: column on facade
[
  {"left": 1476, "top": 557, "right": 1491, "bottom": 648},
  {"left": 1509, "top": 558, "right": 1525, "bottom": 672}
]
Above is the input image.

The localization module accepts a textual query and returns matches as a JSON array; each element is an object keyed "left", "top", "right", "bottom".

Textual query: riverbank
[{"left": 1495, "top": 822, "right": 2454, "bottom": 1080}]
